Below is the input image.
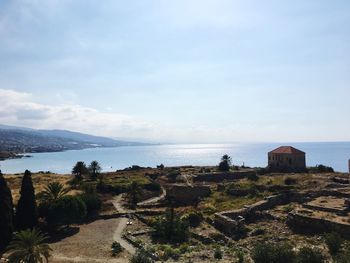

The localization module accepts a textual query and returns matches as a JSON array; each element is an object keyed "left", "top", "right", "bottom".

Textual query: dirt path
[
  {"left": 112, "top": 195, "right": 136, "bottom": 255},
  {"left": 50, "top": 218, "right": 130, "bottom": 263},
  {"left": 137, "top": 185, "right": 166, "bottom": 206},
  {"left": 112, "top": 188, "right": 166, "bottom": 255}
]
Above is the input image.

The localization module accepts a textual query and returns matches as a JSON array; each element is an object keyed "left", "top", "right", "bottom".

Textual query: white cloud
[{"left": 0, "top": 89, "right": 154, "bottom": 139}]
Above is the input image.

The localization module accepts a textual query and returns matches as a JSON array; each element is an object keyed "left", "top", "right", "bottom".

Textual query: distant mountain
[{"left": 0, "top": 124, "right": 149, "bottom": 155}]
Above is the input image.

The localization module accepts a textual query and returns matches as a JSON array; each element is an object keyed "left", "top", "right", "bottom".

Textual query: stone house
[{"left": 268, "top": 146, "right": 306, "bottom": 172}]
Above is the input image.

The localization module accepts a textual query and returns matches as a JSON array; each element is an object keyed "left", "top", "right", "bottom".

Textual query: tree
[
  {"left": 221, "top": 154, "right": 232, "bottom": 165},
  {"left": 218, "top": 154, "right": 232, "bottom": 172},
  {"left": 0, "top": 170, "right": 14, "bottom": 252},
  {"left": 45, "top": 195, "right": 87, "bottom": 227},
  {"left": 16, "top": 170, "right": 37, "bottom": 231},
  {"left": 6, "top": 228, "right": 52, "bottom": 263},
  {"left": 72, "top": 161, "right": 88, "bottom": 181},
  {"left": 153, "top": 208, "right": 189, "bottom": 243},
  {"left": 88, "top": 160, "right": 101, "bottom": 181},
  {"left": 79, "top": 192, "right": 101, "bottom": 215},
  {"left": 128, "top": 181, "right": 142, "bottom": 209},
  {"left": 296, "top": 247, "right": 324, "bottom": 263},
  {"left": 38, "top": 182, "right": 69, "bottom": 202}
]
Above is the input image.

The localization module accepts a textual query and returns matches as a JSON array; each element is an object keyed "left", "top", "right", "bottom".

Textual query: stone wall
[
  {"left": 193, "top": 171, "right": 256, "bottom": 183},
  {"left": 214, "top": 213, "right": 239, "bottom": 236},
  {"left": 287, "top": 212, "right": 350, "bottom": 238},
  {"left": 214, "top": 194, "right": 291, "bottom": 236},
  {"left": 166, "top": 184, "right": 211, "bottom": 204}
]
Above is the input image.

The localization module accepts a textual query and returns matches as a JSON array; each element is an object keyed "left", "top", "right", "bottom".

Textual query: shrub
[
  {"left": 218, "top": 161, "right": 230, "bottom": 172},
  {"left": 236, "top": 249, "right": 244, "bottom": 263},
  {"left": 179, "top": 243, "right": 189, "bottom": 254},
  {"left": 80, "top": 193, "right": 102, "bottom": 214},
  {"left": 162, "top": 246, "right": 181, "bottom": 260},
  {"left": 284, "top": 177, "right": 297, "bottom": 185},
  {"left": 130, "top": 248, "right": 153, "bottom": 263},
  {"left": 296, "top": 247, "right": 325, "bottom": 263},
  {"left": 308, "top": 165, "right": 334, "bottom": 173},
  {"left": 251, "top": 227, "right": 265, "bottom": 236},
  {"left": 111, "top": 241, "right": 123, "bottom": 256},
  {"left": 335, "top": 247, "right": 350, "bottom": 263},
  {"left": 45, "top": 195, "right": 87, "bottom": 227},
  {"left": 214, "top": 247, "right": 223, "bottom": 260},
  {"left": 257, "top": 168, "right": 268, "bottom": 175},
  {"left": 247, "top": 173, "right": 259, "bottom": 181},
  {"left": 324, "top": 232, "right": 343, "bottom": 255},
  {"left": 167, "top": 170, "right": 181, "bottom": 182},
  {"left": 184, "top": 212, "right": 203, "bottom": 228},
  {"left": 144, "top": 182, "right": 161, "bottom": 192},
  {"left": 252, "top": 242, "right": 295, "bottom": 263},
  {"left": 282, "top": 204, "right": 295, "bottom": 213}
]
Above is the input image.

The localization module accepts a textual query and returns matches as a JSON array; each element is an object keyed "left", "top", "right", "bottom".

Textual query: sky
[{"left": 0, "top": 0, "right": 349, "bottom": 143}]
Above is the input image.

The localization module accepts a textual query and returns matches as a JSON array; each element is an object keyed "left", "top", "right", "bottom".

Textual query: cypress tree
[
  {"left": 16, "top": 170, "right": 37, "bottom": 230},
  {"left": 0, "top": 170, "right": 14, "bottom": 251}
]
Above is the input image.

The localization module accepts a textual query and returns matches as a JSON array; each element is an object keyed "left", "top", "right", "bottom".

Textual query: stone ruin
[
  {"left": 214, "top": 189, "right": 350, "bottom": 239},
  {"left": 165, "top": 184, "right": 211, "bottom": 205}
]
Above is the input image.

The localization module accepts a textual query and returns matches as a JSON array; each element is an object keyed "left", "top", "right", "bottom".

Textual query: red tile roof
[{"left": 269, "top": 146, "right": 305, "bottom": 155}]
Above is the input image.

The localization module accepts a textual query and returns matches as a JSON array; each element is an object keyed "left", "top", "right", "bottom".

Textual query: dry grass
[{"left": 5, "top": 173, "right": 73, "bottom": 204}]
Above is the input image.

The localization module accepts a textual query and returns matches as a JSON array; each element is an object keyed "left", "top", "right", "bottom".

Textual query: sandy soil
[{"left": 50, "top": 219, "right": 130, "bottom": 263}]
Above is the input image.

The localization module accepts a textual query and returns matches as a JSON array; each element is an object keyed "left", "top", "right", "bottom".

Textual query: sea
[{"left": 0, "top": 142, "right": 349, "bottom": 174}]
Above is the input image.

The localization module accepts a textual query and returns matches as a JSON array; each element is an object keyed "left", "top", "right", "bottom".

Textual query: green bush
[
  {"left": 324, "top": 232, "right": 343, "bottom": 255},
  {"left": 214, "top": 247, "right": 223, "bottom": 260},
  {"left": 284, "top": 177, "right": 297, "bottom": 185},
  {"left": 130, "top": 248, "right": 153, "bottom": 263},
  {"left": 251, "top": 227, "right": 265, "bottom": 236},
  {"left": 111, "top": 241, "right": 123, "bottom": 256},
  {"left": 252, "top": 242, "right": 295, "bottom": 263},
  {"left": 256, "top": 168, "right": 268, "bottom": 175},
  {"left": 236, "top": 249, "right": 244, "bottom": 263},
  {"left": 184, "top": 212, "right": 203, "bottom": 228},
  {"left": 335, "top": 247, "right": 350, "bottom": 263},
  {"left": 308, "top": 165, "right": 334, "bottom": 173},
  {"left": 296, "top": 247, "right": 324, "bottom": 263},
  {"left": 161, "top": 246, "right": 181, "bottom": 260},
  {"left": 247, "top": 173, "right": 259, "bottom": 181},
  {"left": 45, "top": 195, "right": 87, "bottom": 227},
  {"left": 144, "top": 182, "right": 161, "bottom": 192},
  {"left": 167, "top": 170, "right": 181, "bottom": 181},
  {"left": 179, "top": 243, "right": 189, "bottom": 254},
  {"left": 80, "top": 193, "right": 102, "bottom": 214}
]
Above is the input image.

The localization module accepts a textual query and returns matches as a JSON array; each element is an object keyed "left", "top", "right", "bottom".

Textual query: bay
[{"left": 0, "top": 142, "right": 349, "bottom": 174}]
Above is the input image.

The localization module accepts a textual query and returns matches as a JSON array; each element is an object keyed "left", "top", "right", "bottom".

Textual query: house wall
[{"left": 268, "top": 153, "right": 306, "bottom": 172}]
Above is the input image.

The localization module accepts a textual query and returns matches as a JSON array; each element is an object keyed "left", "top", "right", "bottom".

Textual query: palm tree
[
  {"left": 221, "top": 154, "right": 232, "bottom": 166},
  {"left": 6, "top": 228, "right": 52, "bottom": 263},
  {"left": 39, "top": 182, "right": 69, "bottom": 202},
  {"left": 88, "top": 161, "right": 101, "bottom": 181},
  {"left": 218, "top": 154, "right": 232, "bottom": 172}
]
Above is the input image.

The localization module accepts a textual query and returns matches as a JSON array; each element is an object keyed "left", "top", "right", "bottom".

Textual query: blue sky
[{"left": 0, "top": 0, "right": 349, "bottom": 143}]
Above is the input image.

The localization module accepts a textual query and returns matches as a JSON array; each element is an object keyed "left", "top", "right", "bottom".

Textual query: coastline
[{"left": 0, "top": 152, "right": 32, "bottom": 161}]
